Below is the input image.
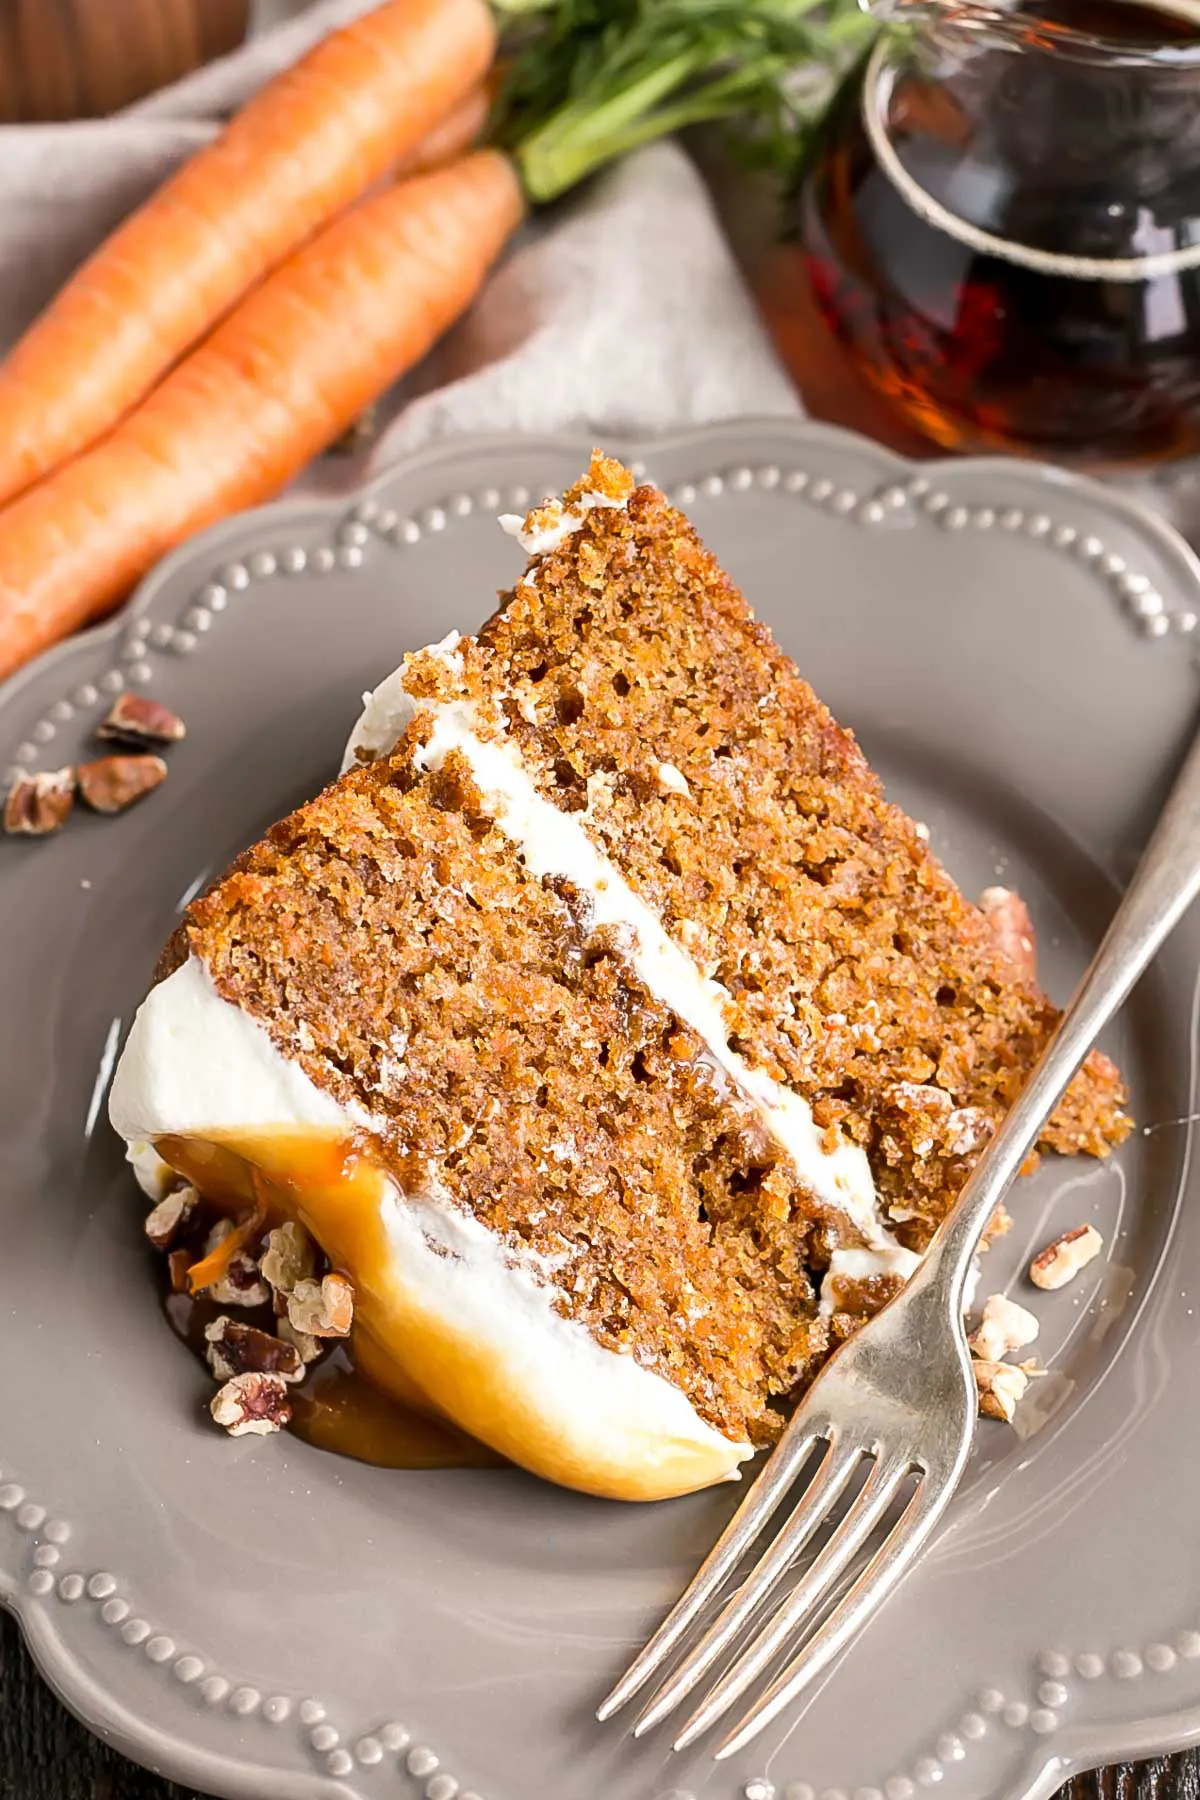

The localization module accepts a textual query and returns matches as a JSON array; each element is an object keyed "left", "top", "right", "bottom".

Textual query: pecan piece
[
  {"left": 979, "top": 886, "right": 1037, "bottom": 982},
  {"left": 4, "top": 768, "right": 75, "bottom": 836},
  {"left": 286, "top": 1272, "right": 354, "bottom": 1338},
  {"left": 167, "top": 1248, "right": 192, "bottom": 1293},
  {"left": 201, "top": 1219, "right": 270, "bottom": 1307},
  {"left": 204, "top": 1317, "right": 303, "bottom": 1384},
  {"left": 277, "top": 1315, "right": 325, "bottom": 1366},
  {"left": 97, "top": 692, "right": 186, "bottom": 748},
  {"left": 210, "top": 1371, "right": 291, "bottom": 1437},
  {"left": 974, "top": 1358, "right": 1029, "bottom": 1423},
  {"left": 1029, "top": 1223, "right": 1103, "bottom": 1290},
  {"left": 944, "top": 1106, "right": 993, "bottom": 1160},
  {"left": 77, "top": 754, "right": 167, "bottom": 814},
  {"left": 260, "top": 1221, "right": 317, "bottom": 1300},
  {"left": 144, "top": 1183, "right": 197, "bottom": 1252},
  {"left": 969, "top": 1293, "right": 1039, "bottom": 1362}
]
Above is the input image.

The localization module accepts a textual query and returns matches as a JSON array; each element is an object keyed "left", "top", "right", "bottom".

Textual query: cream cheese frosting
[
  {"left": 110, "top": 955, "right": 347, "bottom": 1143},
  {"left": 818, "top": 1244, "right": 920, "bottom": 1317},
  {"left": 111, "top": 581, "right": 922, "bottom": 1494},
  {"left": 109, "top": 954, "right": 751, "bottom": 1497},
  {"left": 345, "top": 642, "right": 906, "bottom": 1257}
]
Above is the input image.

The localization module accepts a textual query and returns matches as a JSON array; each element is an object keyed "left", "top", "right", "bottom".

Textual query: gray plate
[{"left": 3, "top": 419, "right": 1200, "bottom": 1800}]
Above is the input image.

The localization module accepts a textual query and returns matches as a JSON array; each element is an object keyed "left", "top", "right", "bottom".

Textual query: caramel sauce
[{"left": 157, "top": 1130, "right": 503, "bottom": 1472}]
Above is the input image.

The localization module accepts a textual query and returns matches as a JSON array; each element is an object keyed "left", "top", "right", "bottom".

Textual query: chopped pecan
[
  {"left": 144, "top": 1183, "right": 197, "bottom": 1252},
  {"left": 210, "top": 1371, "right": 291, "bottom": 1437},
  {"left": 77, "top": 754, "right": 167, "bottom": 815},
  {"left": 969, "top": 1293, "right": 1039, "bottom": 1362},
  {"left": 1029, "top": 1223, "right": 1103, "bottom": 1290},
  {"left": 97, "top": 692, "right": 186, "bottom": 748},
  {"left": 204, "top": 1317, "right": 303, "bottom": 1384},
  {"left": 979, "top": 886, "right": 1038, "bottom": 982},
  {"left": 287, "top": 1272, "right": 354, "bottom": 1338},
  {"left": 167, "top": 1248, "right": 192, "bottom": 1293},
  {"left": 261, "top": 1221, "right": 317, "bottom": 1303},
  {"left": 201, "top": 1219, "right": 270, "bottom": 1307},
  {"left": 982, "top": 1201, "right": 1013, "bottom": 1245},
  {"left": 277, "top": 1315, "right": 325, "bottom": 1366},
  {"left": 974, "top": 1358, "right": 1029, "bottom": 1423},
  {"left": 4, "top": 768, "right": 75, "bottom": 836}
]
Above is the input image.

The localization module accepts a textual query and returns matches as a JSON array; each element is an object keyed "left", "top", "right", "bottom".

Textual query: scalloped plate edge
[{"left": 5, "top": 417, "right": 1200, "bottom": 1800}]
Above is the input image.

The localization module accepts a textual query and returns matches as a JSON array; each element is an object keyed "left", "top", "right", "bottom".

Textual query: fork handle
[{"left": 929, "top": 724, "right": 1200, "bottom": 1303}]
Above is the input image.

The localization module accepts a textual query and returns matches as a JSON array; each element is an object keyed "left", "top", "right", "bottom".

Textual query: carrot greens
[{"left": 491, "top": 0, "right": 876, "bottom": 202}]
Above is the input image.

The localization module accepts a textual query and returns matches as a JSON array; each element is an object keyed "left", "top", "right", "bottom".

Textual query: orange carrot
[
  {"left": 185, "top": 1205, "right": 266, "bottom": 1296},
  {"left": 398, "top": 82, "right": 492, "bottom": 176},
  {"left": 0, "top": 0, "right": 495, "bottom": 507},
  {"left": 0, "top": 152, "right": 525, "bottom": 683}
]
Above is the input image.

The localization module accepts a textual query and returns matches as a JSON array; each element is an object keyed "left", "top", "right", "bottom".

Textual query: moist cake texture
[{"left": 113, "top": 453, "right": 1130, "bottom": 1491}]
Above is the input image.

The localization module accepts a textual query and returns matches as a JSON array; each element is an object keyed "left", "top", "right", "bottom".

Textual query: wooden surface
[
  {"left": 0, "top": 1606, "right": 1194, "bottom": 1800},
  {"left": 0, "top": 0, "right": 249, "bottom": 121}
]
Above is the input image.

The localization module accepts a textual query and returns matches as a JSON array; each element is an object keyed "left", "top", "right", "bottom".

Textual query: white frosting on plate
[
  {"left": 109, "top": 955, "right": 750, "bottom": 1498},
  {"left": 125, "top": 1138, "right": 177, "bottom": 1203}
]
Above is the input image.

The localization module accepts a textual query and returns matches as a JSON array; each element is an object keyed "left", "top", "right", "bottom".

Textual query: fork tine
[
  {"left": 672, "top": 1455, "right": 914, "bottom": 1752},
  {"left": 632, "top": 1440, "right": 865, "bottom": 1737},
  {"left": 596, "top": 1415, "right": 831, "bottom": 1722},
  {"left": 713, "top": 1469, "right": 951, "bottom": 1760}
]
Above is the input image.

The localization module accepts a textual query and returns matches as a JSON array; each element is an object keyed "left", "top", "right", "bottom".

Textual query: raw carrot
[
  {"left": 0, "top": 152, "right": 525, "bottom": 683},
  {"left": 0, "top": 0, "right": 495, "bottom": 508},
  {"left": 185, "top": 1205, "right": 266, "bottom": 1296},
  {"left": 398, "top": 82, "right": 492, "bottom": 175}
]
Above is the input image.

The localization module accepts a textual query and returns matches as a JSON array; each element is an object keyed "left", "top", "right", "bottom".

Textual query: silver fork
[{"left": 599, "top": 723, "right": 1200, "bottom": 1760}]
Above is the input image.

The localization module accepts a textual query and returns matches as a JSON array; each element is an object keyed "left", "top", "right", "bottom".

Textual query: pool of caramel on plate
[{"left": 157, "top": 1130, "right": 504, "bottom": 1472}]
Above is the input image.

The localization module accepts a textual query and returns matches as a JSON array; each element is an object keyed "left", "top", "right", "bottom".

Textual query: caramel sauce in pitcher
[
  {"left": 157, "top": 1130, "right": 504, "bottom": 1471},
  {"left": 796, "top": 0, "right": 1200, "bottom": 463}
]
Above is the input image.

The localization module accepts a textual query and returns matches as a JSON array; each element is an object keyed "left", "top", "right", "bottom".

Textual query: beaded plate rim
[{"left": 3, "top": 417, "right": 1200, "bottom": 1800}]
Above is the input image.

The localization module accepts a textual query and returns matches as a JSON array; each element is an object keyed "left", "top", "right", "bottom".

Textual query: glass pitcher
[{"left": 793, "top": 0, "right": 1200, "bottom": 464}]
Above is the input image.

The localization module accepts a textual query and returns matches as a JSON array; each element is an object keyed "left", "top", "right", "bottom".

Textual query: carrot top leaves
[{"left": 489, "top": 0, "right": 876, "bottom": 203}]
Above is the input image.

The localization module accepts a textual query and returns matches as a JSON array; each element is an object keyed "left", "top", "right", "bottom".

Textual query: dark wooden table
[{"left": 0, "top": 1606, "right": 1192, "bottom": 1800}]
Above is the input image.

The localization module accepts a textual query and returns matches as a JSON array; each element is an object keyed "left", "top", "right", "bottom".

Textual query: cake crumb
[{"left": 969, "top": 1293, "right": 1039, "bottom": 1361}]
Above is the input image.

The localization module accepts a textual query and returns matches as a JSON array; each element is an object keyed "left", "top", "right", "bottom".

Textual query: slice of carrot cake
[{"left": 109, "top": 453, "right": 1129, "bottom": 1500}]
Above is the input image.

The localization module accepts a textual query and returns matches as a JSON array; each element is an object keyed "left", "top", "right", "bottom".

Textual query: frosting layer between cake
[{"left": 346, "top": 643, "right": 920, "bottom": 1286}]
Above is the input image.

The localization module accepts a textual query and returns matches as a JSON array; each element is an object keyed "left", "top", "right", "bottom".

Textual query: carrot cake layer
[{"left": 109, "top": 454, "right": 1129, "bottom": 1500}]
